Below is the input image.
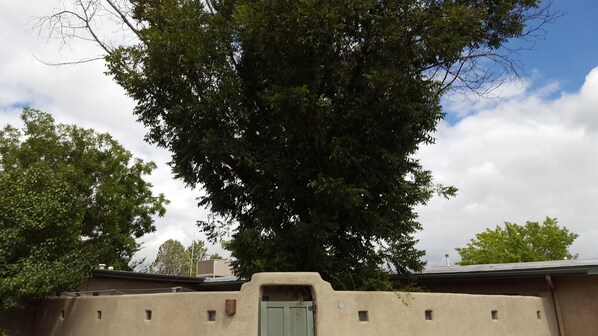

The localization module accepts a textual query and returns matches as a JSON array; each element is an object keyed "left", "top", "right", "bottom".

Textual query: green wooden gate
[{"left": 259, "top": 301, "right": 314, "bottom": 336}]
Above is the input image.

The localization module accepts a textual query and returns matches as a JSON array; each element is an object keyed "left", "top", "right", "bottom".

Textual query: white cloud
[
  {"left": 418, "top": 66, "right": 598, "bottom": 265},
  {"left": 441, "top": 77, "right": 533, "bottom": 119}
]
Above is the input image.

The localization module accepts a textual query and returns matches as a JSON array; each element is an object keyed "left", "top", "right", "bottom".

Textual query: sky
[{"left": 1, "top": 1, "right": 597, "bottom": 268}]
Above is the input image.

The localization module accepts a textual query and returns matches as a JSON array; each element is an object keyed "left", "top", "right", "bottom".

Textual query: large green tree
[
  {"left": 0, "top": 109, "right": 167, "bottom": 309},
  {"left": 456, "top": 217, "right": 578, "bottom": 265},
  {"left": 43, "top": 0, "right": 550, "bottom": 289}
]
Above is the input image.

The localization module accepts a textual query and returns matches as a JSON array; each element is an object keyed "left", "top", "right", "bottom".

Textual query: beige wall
[
  {"left": 197, "top": 259, "right": 234, "bottom": 278},
  {"left": 553, "top": 275, "right": 598, "bottom": 336},
  {"left": 416, "top": 273, "right": 598, "bottom": 336},
  {"left": 36, "top": 292, "right": 243, "bottom": 336},
  {"left": 30, "top": 273, "right": 557, "bottom": 336}
]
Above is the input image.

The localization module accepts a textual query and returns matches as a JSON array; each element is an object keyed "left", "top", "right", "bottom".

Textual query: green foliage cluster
[
  {"left": 209, "top": 253, "right": 223, "bottom": 260},
  {"left": 148, "top": 239, "right": 208, "bottom": 276},
  {"left": 456, "top": 217, "right": 578, "bottom": 265},
  {"left": 104, "top": 0, "right": 544, "bottom": 288},
  {"left": 0, "top": 109, "right": 167, "bottom": 309}
]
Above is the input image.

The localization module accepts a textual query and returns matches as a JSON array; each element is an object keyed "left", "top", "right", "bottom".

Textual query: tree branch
[{"left": 104, "top": 0, "right": 141, "bottom": 38}]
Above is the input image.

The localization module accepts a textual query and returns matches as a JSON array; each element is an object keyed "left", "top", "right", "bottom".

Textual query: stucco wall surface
[
  {"left": 32, "top": 272, "right": 557, "bottom": 336},
  {"left": 553, "top": 275, "right": 598, "bottom": 336}
]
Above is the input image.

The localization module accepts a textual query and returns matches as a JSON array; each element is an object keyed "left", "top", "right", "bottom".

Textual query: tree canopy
[
  {"left": 0, "top": 109, "right": 167, "bottom": 309},
  {"left": 456, "top": 217, "right": 578, "bottom": 265},
  {"left": 41, "top": 0, "right": 551, "bottom": 289},
  {"left": 187, "top": 239, "right": 210, "bottom": 275},
  {"left": 148, "top": 239, "right": 208, "bottom": 276}
]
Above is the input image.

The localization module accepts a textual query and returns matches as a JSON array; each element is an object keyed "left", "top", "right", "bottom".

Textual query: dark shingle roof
[{"left": 415, "top": 259, "right": 598, "bottom": 280}]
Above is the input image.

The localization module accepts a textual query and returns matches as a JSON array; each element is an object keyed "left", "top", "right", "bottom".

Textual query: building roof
[
  {"left": 414, "top": 259, "right": 598, "bottom": 280},
  {"left": 86, "top": 269, "right": 247, "bottom": 292},
  {"left": 90, "top": 269, "right": 206, "bottom": 284},
  {"left": 88, "top": 259, "right": 598, "bottom": 288}
]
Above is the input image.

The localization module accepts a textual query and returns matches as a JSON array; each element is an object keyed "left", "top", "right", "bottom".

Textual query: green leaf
[{"left": 0, "top": 109, "right": 168, "bottom": 309}]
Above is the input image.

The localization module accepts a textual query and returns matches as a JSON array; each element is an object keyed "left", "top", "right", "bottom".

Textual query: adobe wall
[
  {"left": 28, "top": 272, "right": 557, "bottom": 336},
  {"left": 36, "top": 291, "right": 244, "bottom": 336},
  {"left": 553, "top": 274, "right": 598, "bottom": 336}
]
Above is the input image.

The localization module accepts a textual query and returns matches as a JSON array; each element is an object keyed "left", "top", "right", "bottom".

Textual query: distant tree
[
  {"left": 149, "top": 239, "right": 188, "bottom": 275},
  {"left": 186, "top": 239, "right": 208, "bottom": 276},
  {"left": 209, "top": 253, "right": 223, "bottom": 260},
  {"left": 149, "top": 239, "right": 208, "bottom": 276},
  {"left": 456, "top": 217, "right": 578, "bottom": 265},
  {"left": 0, "top": 109, "right": 167, "bottom": 309}
]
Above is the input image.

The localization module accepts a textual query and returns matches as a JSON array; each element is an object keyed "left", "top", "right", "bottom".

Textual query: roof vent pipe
[{"left": 445, "top": 254, "right": 450, "bottom": 267}]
